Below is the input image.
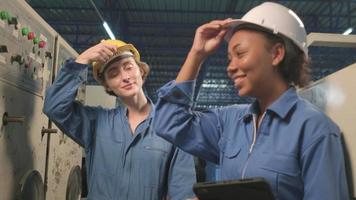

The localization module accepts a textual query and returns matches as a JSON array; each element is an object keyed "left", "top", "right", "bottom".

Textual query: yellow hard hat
[{"left": 92, "top": 39, "right": 140, "bottom": 83}]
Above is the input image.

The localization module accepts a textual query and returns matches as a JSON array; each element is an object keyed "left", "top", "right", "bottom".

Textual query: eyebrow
[
  {"left": 228, "top": 43, "right": 241, "bottom": 55},
  {"left": 106, "top": 59, "right": 133, "bottom": 72},
  {"left": 231, "top": 43, "right": 241, "bottom": 52}
]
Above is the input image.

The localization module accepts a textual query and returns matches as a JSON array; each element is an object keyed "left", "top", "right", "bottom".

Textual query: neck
[
  {"left": 256, "top": 77, "right": 289, "bottom": 114},
  {"left": 121, "top": 90, "right": 150, "bottom": 116}
]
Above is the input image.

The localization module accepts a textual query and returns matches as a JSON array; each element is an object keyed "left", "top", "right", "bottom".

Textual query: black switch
[
  {"left": 8, "top": 17, "right": 18, "bottom": 29},
  {"left": 0, "top": 45, "right": 8, "bottom": 53},
  {"left": 8, "top": 17, "right": 18, "bottom": 25},
  {"left": 11, "top": 55, "right": 24, "bottom": 65},
  {"left": 45, "top": 51, "right": 52, "bottom": 59}
]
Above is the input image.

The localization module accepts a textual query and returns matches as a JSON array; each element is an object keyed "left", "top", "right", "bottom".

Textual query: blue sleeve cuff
[
  {"left": 62, "top": 59, "right": 88, "bottom": 71},
  {"left": 157, "top": 80, "right": 196, "bottom": 106},
  {"left": 61, "top": 59, "right": 89, "bottom": 81}
]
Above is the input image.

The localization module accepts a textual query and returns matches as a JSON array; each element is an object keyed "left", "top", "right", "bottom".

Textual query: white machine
[
  {"left": 0, "top": 0, "right": 82, "bottom": 199},
  {"left": 44, "top": 36, "right": 83, "bottom": 200},
  {"left": 300, "top": 33, "right": 356, "bottom": 198}
]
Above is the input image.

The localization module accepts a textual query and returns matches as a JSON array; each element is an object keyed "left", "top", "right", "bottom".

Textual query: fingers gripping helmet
[
  {"left": 92, "top": 39, "right": 141, "bottom": 83},
  {"left": 224, "top": 2, "right": 308, "bottom": 57}
]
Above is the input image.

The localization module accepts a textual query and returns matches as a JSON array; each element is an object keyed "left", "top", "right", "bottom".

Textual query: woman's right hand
[
  {"left": 75, "top": 41, "right": 117, "bottom": 64},
  {"left": 190, "top": 18, "right": 233, "bottom": 58}
]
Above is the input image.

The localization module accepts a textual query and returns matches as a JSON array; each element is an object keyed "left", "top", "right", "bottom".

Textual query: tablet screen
[{"left": 193, "top": 177, "right": 275, "bottom": 200}]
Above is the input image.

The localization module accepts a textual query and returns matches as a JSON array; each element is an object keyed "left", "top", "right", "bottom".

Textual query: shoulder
[
  {"left": 293, "top": 97, "right": 341, "bottom": 150},
  {"left": 297, "top": 99, "right": 339, "bottom": 132}
]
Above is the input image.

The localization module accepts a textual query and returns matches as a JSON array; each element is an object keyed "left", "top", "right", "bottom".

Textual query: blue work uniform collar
[
  {"left": 119, "top": 96, "right": 155, "bottom": 135},
  {"left": 119, "top": 96, "right": 155, "bottom": 118},
  {"left": 243, "top": 87, "right": 298, "bottom": 122}
]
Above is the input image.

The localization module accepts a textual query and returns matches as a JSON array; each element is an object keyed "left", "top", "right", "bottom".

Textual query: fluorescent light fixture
[
  {"left": 342, "top": 27, "right": 353, "bottom": 35},
  {"left": 103, "top": 21, "right": 116, "bottom": 39}
]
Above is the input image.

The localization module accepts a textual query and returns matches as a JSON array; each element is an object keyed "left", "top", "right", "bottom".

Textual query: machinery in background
[
  {"left": 0, "top": 0, "right": 82, "bottom": 199},
  {"left": 44, "top": 36, "right": 83, "bottom": 200},
  {"left": 300, "top": 33, "right": 356, "bottom": 199}
]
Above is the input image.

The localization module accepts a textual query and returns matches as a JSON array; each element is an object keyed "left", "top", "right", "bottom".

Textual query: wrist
[
  {"left": 75, "top": 57, "right": 90, "bottom": 65},
  {"left": 187, "top": 49, "right": 206, "bottom": 65}
]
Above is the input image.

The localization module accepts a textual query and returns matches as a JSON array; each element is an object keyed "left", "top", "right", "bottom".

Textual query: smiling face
[
  {"left": 103, "top": 56, "right": 144, "bottom": 98},
  {"left": 227, "top": 29, "right": 285, "bottom": 98}
]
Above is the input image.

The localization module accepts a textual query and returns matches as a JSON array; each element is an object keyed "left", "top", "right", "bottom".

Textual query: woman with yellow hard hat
[
  {"left": 43, "top": 39, "right": 197, "bottom": 199},
  {"left": 153, "top": 2, "right": 349, "bottom": 200}
]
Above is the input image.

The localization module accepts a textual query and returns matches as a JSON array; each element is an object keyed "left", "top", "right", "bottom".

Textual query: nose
[
  {"left": 227, "top": 59, "right": 238, "bottom": 78},
  {"left": 121, "top": 71, "right": 130, "bottom": 82}
]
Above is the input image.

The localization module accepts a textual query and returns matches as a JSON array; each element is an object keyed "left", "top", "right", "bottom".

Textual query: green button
[
  {"left": 33, "top": 37, "right": 40, "bottom": 44},
  {"left": 21, "top": 27, "right": 29, "bottom": 36},
  {"left": 0, "top": 11, "right": 11, "bottom": 20}
]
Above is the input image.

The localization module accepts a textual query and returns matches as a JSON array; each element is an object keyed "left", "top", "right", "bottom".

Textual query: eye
[
  {"left": 123, "top": 62, "right": 135, "bottom": 71},
  {"left": 126, "top": 65, "right": 133, "bottom": 70},
  {"left": 107, "top": 68, "right": 119, "bottom": 78},
  {"left": 236, "top": 51, "right": 246, "bottom": 58}
]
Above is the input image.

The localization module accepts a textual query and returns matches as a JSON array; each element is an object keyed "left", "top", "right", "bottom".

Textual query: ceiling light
[
  {"left": 342, "top": 27, "right": 353, "bottom": 35},
  {"left": 89, "top": 0, "right": 116, "bottom": 39},
  {"left": 103, "top": 21, "right": 115, "bottom": 39}
]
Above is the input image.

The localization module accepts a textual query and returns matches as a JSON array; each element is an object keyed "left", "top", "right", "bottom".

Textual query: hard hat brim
[{"left": 223, "top": 19, "right": 272, "bottom": 42}]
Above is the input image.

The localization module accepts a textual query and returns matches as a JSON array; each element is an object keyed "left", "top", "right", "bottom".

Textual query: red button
[
  {"left": 28, "top": 32, "right": 35, "bottom": 40},
  {"left": 38, "top": 41, "right": 46, "bottom": 48}
]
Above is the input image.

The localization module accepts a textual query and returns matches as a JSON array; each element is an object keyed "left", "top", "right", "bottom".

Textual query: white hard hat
[{"left": 224, "top": 2, "right": 308, "bottom": 57}]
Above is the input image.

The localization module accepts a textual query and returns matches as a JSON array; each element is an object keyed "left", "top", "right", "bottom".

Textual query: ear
[
  {"left": 138, "top": 65, "right": 145, "bottom": 80},
  {"left": 271, "top": 43, "right": 285, "bottom": 67}
]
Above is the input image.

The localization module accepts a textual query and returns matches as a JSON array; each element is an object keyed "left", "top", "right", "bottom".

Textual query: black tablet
[{"left": 193, "top": 177, "right": 275, "bottom": 200}]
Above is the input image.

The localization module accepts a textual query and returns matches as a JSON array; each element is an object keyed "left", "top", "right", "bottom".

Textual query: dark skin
[{"left": 177, "top": 19, "right": 287, "bottom": 129}]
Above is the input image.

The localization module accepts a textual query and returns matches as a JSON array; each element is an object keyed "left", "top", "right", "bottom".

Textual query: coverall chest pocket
[
  {"left": 260, "top": 152, "right": 301, "bottom": 197},
  {"left": 220, "top": 139, "right": 242, "bottom": 178},
  {"left": 220, "top": 138, "right": 241, "bottom": 159},
  {"left": 224, "top": 146, "right": 241, "bottom": 158}
]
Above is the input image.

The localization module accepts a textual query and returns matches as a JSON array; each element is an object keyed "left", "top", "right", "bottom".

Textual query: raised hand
[
  {"left": 175, "top": 18, "right": 233, "bottom": 82},
  {"left": 75, "top": 41, "right": 118, "bottom": 64},
  {"left": 191, "top": 18, "right": 233, "bottom": 58}
]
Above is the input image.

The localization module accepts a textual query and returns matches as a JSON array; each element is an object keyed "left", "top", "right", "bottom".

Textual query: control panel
[{"left": 0, "top": 0, "right": 55, "bottom": 96}]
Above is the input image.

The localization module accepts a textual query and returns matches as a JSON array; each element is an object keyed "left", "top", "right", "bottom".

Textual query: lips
[
  {"left": 121, "top": 83, "right": 134, "bottom": 89},
  {"left": 233, "top": 74, "right": 246, "bottom": 87}
]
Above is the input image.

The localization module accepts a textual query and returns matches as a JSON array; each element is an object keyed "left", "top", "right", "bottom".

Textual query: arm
[
  {"left": 176, "top": 18, "right": 232, "bottom": 83},
  {"left": 43, "top": 42, "right": 117, "bottom": 148},
  {"left": 301, "top": 133, "right": 350, "bottom": 200},
  {"left": 43, "top": 61, "right": 97, "bottom": 148},
  {"left": 167, "top": 148, "right": 196, "bottom": 200},
  {"left": 155, "top": 80, "right": 222, "bottom": 163},
  {"left": 154, "top": 19, "right": 232, "bottom": 163}
]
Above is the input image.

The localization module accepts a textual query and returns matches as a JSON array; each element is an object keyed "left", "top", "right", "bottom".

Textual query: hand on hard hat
[
  {"left": 90, "top": 39, "right": 141, "bottom": 84},
  {"left": 190, "top": 18, "right": 233, "bottom": 58},
  {"left": 75, "top": 42, "right": 118, "bottom": 65}
]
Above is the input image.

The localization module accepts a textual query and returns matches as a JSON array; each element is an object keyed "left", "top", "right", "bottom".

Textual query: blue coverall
[
  {"left": 43, "top": 61, "right": 196, "bottom": 200},
  {"left": 154, "top": 80, "right": 350, "bottom": 200}
]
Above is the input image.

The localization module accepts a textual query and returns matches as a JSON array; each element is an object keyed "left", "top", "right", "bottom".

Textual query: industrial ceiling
[{"left": 26, "top": 0, "right": 356, "bottom": 108}]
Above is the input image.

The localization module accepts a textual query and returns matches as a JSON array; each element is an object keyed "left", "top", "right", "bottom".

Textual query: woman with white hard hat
[
  {"left": 43, "top": 40, "right": 197, "bottom": 199},
  {"left": 153, "top": 2, "right": 349, "bottom": 199}
]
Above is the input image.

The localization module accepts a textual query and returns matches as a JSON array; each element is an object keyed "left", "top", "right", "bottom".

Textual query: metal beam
[
  {"left": 31, "top": 6, "right": 356, "bottom": 18},
  {"left": 307, "top": 32, "right": 356, "bottom": 48}
]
